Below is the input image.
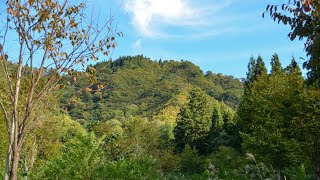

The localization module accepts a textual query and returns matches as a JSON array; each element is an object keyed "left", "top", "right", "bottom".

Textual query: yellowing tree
[{"left": 0, "top": 0, "right": 119, "bottom": 179}]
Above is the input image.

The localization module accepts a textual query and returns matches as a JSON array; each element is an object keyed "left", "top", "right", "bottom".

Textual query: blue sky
[{"left": 90, "top": 0, "right": 306, "bottom": 78}]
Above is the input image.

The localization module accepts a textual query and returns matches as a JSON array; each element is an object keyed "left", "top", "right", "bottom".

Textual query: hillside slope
[{"left": 62, "top": 55, "right": 243, "bottom": 123}]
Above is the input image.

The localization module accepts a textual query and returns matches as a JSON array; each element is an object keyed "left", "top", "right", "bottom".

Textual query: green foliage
[
  {"left": 157, "top": 150, "right": 180, "bottom": 173},
  {"left": 270, "top": 53, "right": 282, "bottom": 75},
  {"left": 246, "top": 57, "right": 256, "bottom": 84},
  {"left": 244, "top": 56, "right": 267, "bottom": 94},
  {"left": 94, "top": 119, "right": 123, "bottom": 138},
  {"left": 94, "top": 116, "right": 161, "bottom": 161},
  {"left": 238, "top": 55, "right": 306, "bottom": 176},
  {"left": 159, "top": 124, "right": 175, "bottom": 149},
  {"left": 244, "top": 153, "right": 275, "bottom": 180},
  {"left": 20, "top": 115, "right": 86, "bottom": 177},
  {"left": 62, "top": 55, "right": 243, "bottom": 123},
  {"left": 100, "top": 156, "right": 162, "bottom": 180},
  {"left": 174, "top": 88, "right": 212, "bottom": 153},
  {"left": 205, "top": 146, "right": 245, "bottom": 178},
  {"left": 179, "top": 145, "right": 205, "bottom": 174},
  {"left": 254, "top": 55, "right": 267, "bottom": 80},
  {"left": 283, "top": 164, "right": 311, "bottom": 179},
  {"left": 294, "top": 88, "right": 320, "bottom": 177},
  {"left": 0, "top": 114, "right": 7, "bottom": 177},
  {"left": 30, "top": 132, "right": 106, "bottom": 179},
  {"left": 2, "top": 53, "right": 319, "bottom": 179},
  {"left": 205, "top": 101, "right": 239, "bottom": 154}
]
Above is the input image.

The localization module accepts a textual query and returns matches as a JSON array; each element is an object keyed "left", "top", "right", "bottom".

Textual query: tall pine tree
[
  {"left": 254, "top": 55, "right": 268, "bottom": 80},
  {"left": 271, "top": 53, "right": 282, "bottom": 75},
  {"left": 246, "top": 57, "right": 257, "bottom": 83},
  {"left": 174, "top": 88, "right": 212, "bottom": 153}
]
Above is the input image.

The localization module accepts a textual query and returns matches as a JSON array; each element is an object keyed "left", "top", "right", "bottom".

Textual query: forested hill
[{"left": 62, "top": 55, "right": 243, "bottom": 123}]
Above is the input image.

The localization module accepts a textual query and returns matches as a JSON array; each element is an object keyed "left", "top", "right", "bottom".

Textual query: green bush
[
  {"left": 100, "top": 156, "right": 162, "bottom": 180},
  {"left": 29, "top": 133, "right": 106, "bottom": 179},
  {"left": 180, "top": 145, "right": 205, "bottom": 174}
]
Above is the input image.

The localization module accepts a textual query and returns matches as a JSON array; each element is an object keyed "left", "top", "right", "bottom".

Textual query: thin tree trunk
[
  {"left": 4, "top": 115, "right": 16, "bottom": 180},
  {"left": 7, "top": 49, "right": 23, "bottom": 179},
  {"left": 276, "top": 168, "right": 281, "bottom": 180},
  {"left": 314, "top": 140, "right": 320, "bottom": 180},
  {"left": 10, "top": 143, "right": 20, "bottom": 180},
  {"left": 276, "top": 153, "right": 281, "bottom": 180},
  {"left": 4, "top": 141, "right": 12, "bottom": 180}
]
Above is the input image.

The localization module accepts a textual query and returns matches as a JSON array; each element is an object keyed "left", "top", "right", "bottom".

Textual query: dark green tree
[
  {"left": 174, "top": 88, "right": 212, "bottom": 153},
  {"left": 237, "top": 56, "right": 268, "bottom": 137},
  {"left": 254, "top": 55, "right": 268, "bottom": 80},
  {"left": 271, "top": 53, "right": 282, "bottom": 75},
  {"left": 295, "top": 89, "right": 320, "bottom": 178},
  {"left": 247, "top": 57, "right": 257, "bottom": 81},
  {"left": 243, "top": 57, "right": 257, "bottom": 99},
  {"left": 205, "top": 101, "right": 238, "bottom": 154},
  {"left": 286, "top": 57, "right": 302, "bottom": 75}
]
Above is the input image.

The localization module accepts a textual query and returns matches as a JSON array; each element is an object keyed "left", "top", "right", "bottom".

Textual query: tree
[
  {"left": 244, "top": 56, "right": 267, "bottom": 93},
  {"left": 246, "top": 57, "right": 257, "bottom": 83},
  {"left": 264, "top": 0, "right": 320, "bottom": 85},
  {"left": 238, "top": 56, "right": 305, "bottom": 179},
  {"left": 254, "top": 55, "right": 267, "bottom": 80},
  {"left": 270, "top": 53, "right": 282, "bottom": 75},
  {"left": 244, "top": 57, "right": 256, "bottom": 94},
  {"left": 174, "top": 88, "right": 212, "bottom": 153},
  {"left": 295, "top": 88, "right": 320, "bottom": 178},
  {"left": 286, "top": 57, "right": 301, "bottom": 75},
  {"left": 205, "top": 101, "right": 237, "bottom": 154},
  {"left": 32, "top": 132, "right": 106, "bottom": 179},
  {"left": 238, "top": 56, "right": 268, "bottom": 136},
  {"left": 0, "top": 1, "right": 118, "bottom": 179}
]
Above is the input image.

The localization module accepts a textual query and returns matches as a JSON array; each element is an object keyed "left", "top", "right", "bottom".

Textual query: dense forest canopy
[{"left": 62, "top": 55, "right": 243, "bottom": 126}]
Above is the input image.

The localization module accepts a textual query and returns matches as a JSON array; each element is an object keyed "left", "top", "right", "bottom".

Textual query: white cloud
[
  {"left": 124, "top": 0, "right": 234, "bottom": 38},
  {"left": 133, "top": 39, "right": 142, "bottom": 49}
]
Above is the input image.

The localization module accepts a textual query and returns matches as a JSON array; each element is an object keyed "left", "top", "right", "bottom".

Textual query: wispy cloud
[
  {"left": 133, "top": 39, "right": 142, "bottom": 50},
  {"left": 124, "top": 0, "right": 235, "bottom": 38}
]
